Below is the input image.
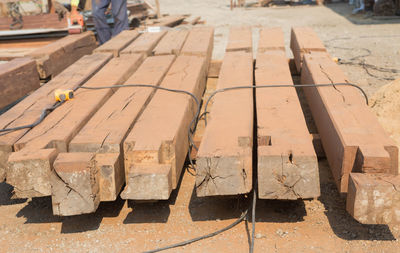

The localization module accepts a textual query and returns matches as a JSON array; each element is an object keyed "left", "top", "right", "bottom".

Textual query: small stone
[
  {"left": 255, "top": 233, "right": 263, "bottom": 239},
  {"left": 350, "top": 233, "right": 357, "bottom": 239}
]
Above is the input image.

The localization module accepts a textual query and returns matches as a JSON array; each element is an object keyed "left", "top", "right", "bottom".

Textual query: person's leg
[
  {"left": 111, "top": 0, "right": 129, "bottom": 37},
  {"left": 92, "top": 0, "right": 112, "bottom": 44}
]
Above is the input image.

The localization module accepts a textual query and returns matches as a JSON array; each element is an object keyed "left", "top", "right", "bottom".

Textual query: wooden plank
[
  {"left": 28, "top": 31, "right": 97, "bottom": 79},
  {"left": 290, "top": 27, "right": 328, "bottom": 73},
  {"left": 347, "top": 173, "right": 400, "bottom": 224},
  {"left": 69, "top": 55, "right": 175, "bottom": 154},
  {"left": 196, "top": 52, "right": 253, "bottom": 196},
  {"left": 294, "top": 31, "right": 398, "bottom": 193},
  {"left": 225, "top": 26, "right": 252, "bottom": 52},
  {"left": 121, "top": 55, "right": 208, "bottom": 200},
  {"left": 255, "top": 28, "right": 319, "bottom": 199},
  {"left": 181, "top": 27, "right": 214, "bottom": 59},
  {"left": 191, "top": 77, "right": 218, "bottom": 160},
  {"left": 0, "top": 14, "right": 68, "bottom": 30},
  {"left": 51, "top": 152, "right": 98, "bottom": 216},
  {"left": 7, "top": 54, "right": 144, "bottom": 198},
  {"left": 153, "top": 30, "right": 189, "bottom": 56},
  {"left": 150, "top": 15, "right": 185, "bottom": 27},
  {"left": 0, "top": 53, "right": 112, "bottom": 183},
  {"left": 94, "top": 30, "right": 140, "bottom": 57},
  {"left": 120, "top": 31, "right": 166, "bottom": 56},
  {"left": 258, "top": 27, "right": 285, "bottom": 53},
  {"left": 0, "top": 37, "right": 58, "bottom": 49},
  {"left": 0, "top": 57, "right": 40, "bottom": 109}
]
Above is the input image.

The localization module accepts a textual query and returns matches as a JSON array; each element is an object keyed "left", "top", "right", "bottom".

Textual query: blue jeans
[{"left": 92, "top": 0, "right": 129, "bottom": 44}]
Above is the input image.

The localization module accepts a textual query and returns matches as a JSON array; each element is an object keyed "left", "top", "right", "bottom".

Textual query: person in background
[{"left": 70, "top": 0, "right": 129, "bottom": 44}]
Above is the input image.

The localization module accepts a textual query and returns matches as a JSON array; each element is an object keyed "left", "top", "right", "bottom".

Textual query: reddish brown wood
[{"left": 0, "top": 57, "right": 39, "bottom": 109}]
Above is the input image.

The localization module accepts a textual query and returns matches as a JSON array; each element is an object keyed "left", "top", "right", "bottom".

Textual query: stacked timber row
[
  {"left": 291, "top": 27, "right": 399, "bottom": 224},
  {"left": 196, "top": 27, "right": 254, "bottom": 196},
  {"left": 0, "top": 32, "right": 97, "bottom": 110},
  {"left": 255, "top": 28, "right": 319, "bottom": 199},
  {"left": 195, "top": 27, "right": 319, "bottom": 199},
  {"left": 0, "top": 27, "right": 214, "bottom": 216},
  {"left": 1, "top": 26, "right": 398, "bottom": 225}
]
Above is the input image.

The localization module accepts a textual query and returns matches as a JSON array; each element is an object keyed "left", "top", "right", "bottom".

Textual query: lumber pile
[
  {"left": 291, "top": 27, "right": 399, "bottom": 224},
  {"left": 0, "top": 57, "right": 39, "bottom": 109},
  {"left": 196, "top": 27, "right": 253, "bottom": 196},
  {"left": 1, "top": 25, "right": 398, "bottom": 226},
  {"left": 0, "top": 27, "right": 213, "bottom": 216}
]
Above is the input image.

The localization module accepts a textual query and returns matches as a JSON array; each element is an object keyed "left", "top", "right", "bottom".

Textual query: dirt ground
[{"left": 1, "top": 2, "right": 400, "bottom": 253}]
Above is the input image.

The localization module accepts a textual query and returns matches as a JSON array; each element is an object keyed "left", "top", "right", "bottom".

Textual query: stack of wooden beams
[
  {"left": 1, "top": 26, "right": 398, "bottom": 226},
  {"left": 195, "top": 27, "right": 320, "bottom": 199},
  {"left": 1, "top": 27, "right": 214, "bottom": 216}
]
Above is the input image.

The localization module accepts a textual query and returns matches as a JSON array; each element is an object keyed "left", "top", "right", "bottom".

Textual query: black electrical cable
[
  {"left": 0, "top": 102, "right": 63, "bottom": 135},
  {"left": 0, "top": 82, "right": 368, "bottom": 170},
  {"left": 202, "top": 83, "right": 369, "bottom": 125},
  {"left": 143, "top": 202, "right": 250, "bottom": 253},
  {"left": 0, "top": 82, "right": 369, "bottom": 253},
  {"left": 80, "top": 84, "right": 202, "bottom": 169},
  {"left": 250, "top": 184, "right": 257, "bottom": 253}
]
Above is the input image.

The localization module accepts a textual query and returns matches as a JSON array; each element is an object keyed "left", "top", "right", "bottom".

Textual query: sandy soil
[{"left": 1, "top": 2, "right": 400, "bottom": 252}]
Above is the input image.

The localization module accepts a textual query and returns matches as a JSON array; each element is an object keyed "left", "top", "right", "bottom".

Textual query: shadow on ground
[
  {"left": 317, "top": 159, "right": 395, "bottom": 241},
  {"left": 13, "top": 191, "right": 125, "bottom": 233},
  {"left": 326, "top": 2, "right": 400, "bottom": 25}
]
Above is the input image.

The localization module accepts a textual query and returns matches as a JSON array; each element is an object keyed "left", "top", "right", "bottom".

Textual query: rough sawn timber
[
  {"left": 52, "top": 55, "right": 175, "bottom": 215},
  {"left": 0, "top": 57, "right": 39, "bottom": 109},
  {"left": 255, "top": 28, "right": 319, "bottom": 200},
  {"left": 121, "top": 55, "right": 208, "bottom": 200},
  {"left": 7, "top": 54, "right": 144, "bottom": 198},
  {"left": 28, "top": 32, "right": 97, "bottom": 79},
  {"left": 196, "top": 51, "right": 253, "bottom": 197}
]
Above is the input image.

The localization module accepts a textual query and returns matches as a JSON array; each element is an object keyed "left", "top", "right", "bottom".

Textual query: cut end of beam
[{"left": 347, "top": 173, "right": 400, "bottom": 224}]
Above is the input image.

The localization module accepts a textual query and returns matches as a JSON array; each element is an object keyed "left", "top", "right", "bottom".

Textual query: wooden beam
[
  {"left": 226, "top": 26, "right": 252, "bottom": 53},
  {"left": 292, "top": 27, "right": 398, "bottom": 194},
  {"left": 0, "top": 57, "right": 40, "bottom": 109},
  {"left": 121, "top": 55, "right": 208, "bottom": 200},
  {"left": 256, "top": 28, "right": 319, "bottom": 199},
  {"left": 120, "top": 31, "right": 166, "bottom": 56},
  {"left": 7, "top": 54, "right": 144, "bottom": 198},
  {"left": 347, "top": 173, "right": 400, "bottom": 224},
  {"left": 94, "top": 30, "right": 140, "bottom": 57},
  {"left": 153, "top": 30, "right": 189, "bottom": 56},
  {"left": 196, "top": 52, "right": 253, "bottom": 196},
  {"left": 29, "top": 31, "right": 97, "bottom": 79},
  {"left": 0, "top": 14, "right": 68, "bottom": 30},
  {"left": 290, "top": 27, "right": 328, "bottom": 73}
]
